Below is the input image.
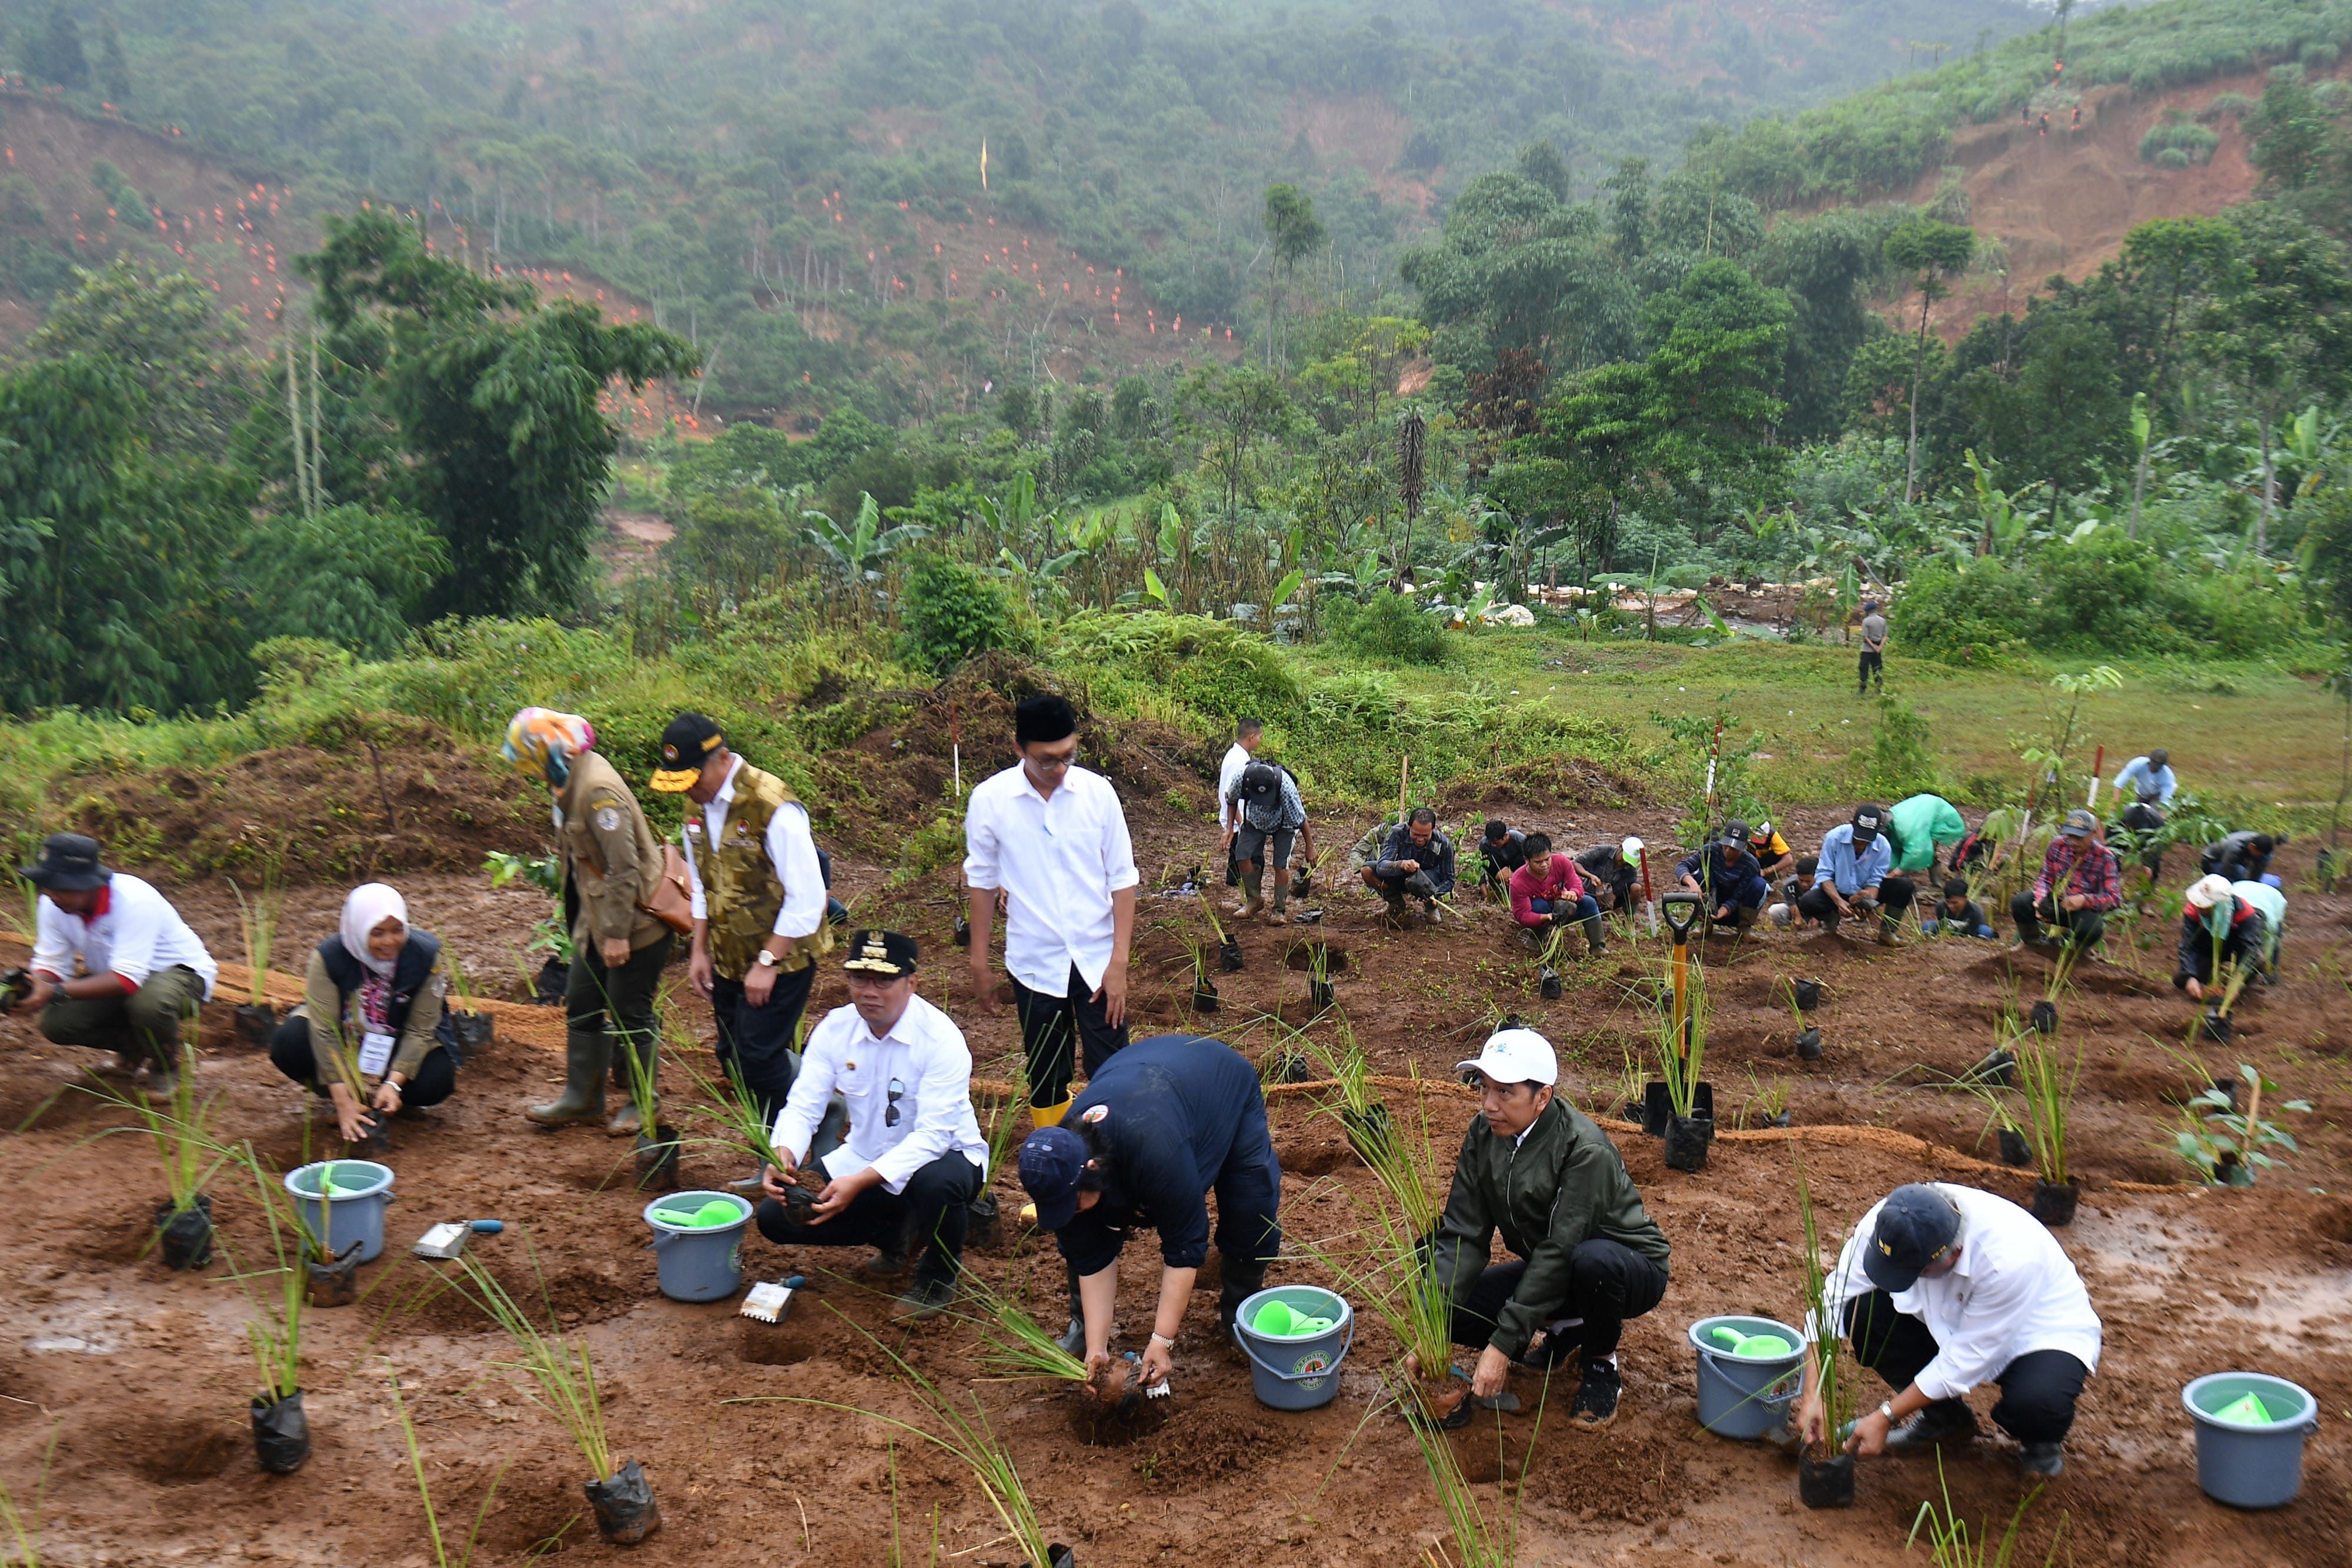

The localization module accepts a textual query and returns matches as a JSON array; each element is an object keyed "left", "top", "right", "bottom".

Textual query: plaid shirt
[{"left": 2030, "top": 837, "right": 2121, "bottom": 912}]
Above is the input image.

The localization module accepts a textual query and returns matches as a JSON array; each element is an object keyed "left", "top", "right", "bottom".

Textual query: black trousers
[
  {"left": 2009, "top": 892, "right": 2107, "bottom": 950},
  {"left": 1446, "top": 1240, "right": 1668, "bottom": 1365},
  {"left": 1796, "top": 875, "right": 1914, "bottom": 935},
  {"left": 1859, "top": 649, "right": 1885, "bottom": 693},
  {"left": 1842, "top": 1290, "right": 2089, "bottom": 1444},
  {"left": 2117, "top": 803, "right": 2167, "bottom": 879},
  {"left": 1011, "top": 963, "right": 1127, "bottom": 1108},
  {"left": 566, "top": 931, "right": 672, "bottom": 1054},
  {"left": 267, "top": 1017, "right": 457, "bottom": 1107},
  {"left": 756, "top": 1150, "right": 983, "bottom": 1285},
  {"left": 711, "top": 961, "right": 818, "bottom": 1131}
]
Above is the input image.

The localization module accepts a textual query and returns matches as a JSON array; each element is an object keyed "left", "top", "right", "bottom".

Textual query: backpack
[{"left": 1240, "top": 762, "right": 1288, "bottom": 806}]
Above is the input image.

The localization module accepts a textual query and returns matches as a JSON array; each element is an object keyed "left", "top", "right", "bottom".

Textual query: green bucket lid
[
  {"left": 1250, "top": 1300, "right": 1336, "bottom": 1337},
  {"left": 653, "top": 1199, "right": 742, "bottom": 1229},
  {"left": 1710, "top": 1325, "right": 1795, "bottom": 1358},
  {"left": 2213, "top": 1391, "right": 2274, "bottom": 1426}
]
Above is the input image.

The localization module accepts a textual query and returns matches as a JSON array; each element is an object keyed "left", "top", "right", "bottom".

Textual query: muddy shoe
[
  {"left": 605, "top": 1101, "right": 644, "bottom": 1138},
  {"left": 1569, "top": 1360, "right": 1622, "bottom": 1429},
  {"left": 1884, "top": 1398, "right": 1978, "bottom": 1453},
  {"left": 2019, "top": 1441, "right": 2064, "bottom": 1477},
  {"left": 1422, "top": 901, "right": 1445, "bottom": 925},
  {"left": 1235, "top": 896, "right": 1265, "bottom": 920},
  {"left": 893, "top": 1275, "right": 957, "bottom": 1322},
  {"left": 142, "top": 1067, "right": 179, "bottom": 1101}
]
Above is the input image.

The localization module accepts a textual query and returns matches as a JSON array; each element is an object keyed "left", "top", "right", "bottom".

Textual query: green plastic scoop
[
  {"left": 319, "top": 1164, "right": 372, "bottom": 1198},
  {"left": 1250, "top": 1300, "right": 1336, "bottom": 1337},
  {"left": 2213, "top": 1392, "right": 2275, "bottom": 1425},
  {"left": 1710, "top": 1325, "right": 1796, "bottom": 1359},
  {"left": 653, "top": 1199, "right": 742, "bottom": 1229}
]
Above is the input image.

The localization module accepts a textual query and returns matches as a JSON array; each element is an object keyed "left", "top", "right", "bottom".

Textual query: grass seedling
[
  {"left": 386, "top": 1368, "right": 507, "bottom": 1568},
  {"left": 674, "top": 1046, "right": 781, "bottom": 1175},
  {"left": 453, "top": 1248, "right": 616, "bottom": 1483},
  {"left": 1653, "top": 950, "right": 1709, "bottom": 1119},
  {"left": 1294, "top": 1089, "right": 1450, "bottom": 1386},
  {"left": 227, "top": 866, "right": 285, "bottom": 1005},
  {"left": 1906, "top": 1455, "right": 2065, "bottom": 1567},
  {"left": 737, "top": 1305, "right": 1058, "bottom": 1568},
  {"left": 961, "top": 1268, "right": 1088, "bottom": 1385},
  {"left": 0, "top": 1419, "right": 57, "bottom": 1567},
  {"left": 1959, "top": 1033, "right": 2082, "bottom": 1187},
  {"left": 1739, "top": 1069, "right": 1789, "bottom": 1129},
  {"left": 1793, "top": 1152, "right": 1852, "bottom": 1453},
  {"left": 84, "top": 1036, "right": 234, "bottom": 1221},
  {"left": 229, "top": 1147, "right": 308, "bottom": 1407},
  {"left": 1402, "top": 1357, "right": 1549, "bottom": 1567}
]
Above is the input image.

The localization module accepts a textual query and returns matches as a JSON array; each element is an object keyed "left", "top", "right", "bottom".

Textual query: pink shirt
[{"left": 1508, "top": 857, "right": 1585, "bottom": 928}]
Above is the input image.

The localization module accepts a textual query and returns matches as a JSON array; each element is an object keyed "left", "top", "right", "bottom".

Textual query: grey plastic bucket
[
  {"left": 1231, "top": 1285, "right": 1353, "bottom": 1411},
  {"left": 1688, "top": 1315, "right": 1806, "bottom": 1440},
  {"left": 284, "top": 1160, "right": 395, "bottom": 1265},
  {"left": 642, "top": 1190, "right": 752, "bottom": 1303},
  {"left": 2183, "top": 1372, "right": 2318, "bottom": 1509}
]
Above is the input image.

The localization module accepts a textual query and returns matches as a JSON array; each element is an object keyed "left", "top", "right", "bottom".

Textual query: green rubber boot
[{"left": 527, "top": 1031, "right": 611, "bottom": 1128}]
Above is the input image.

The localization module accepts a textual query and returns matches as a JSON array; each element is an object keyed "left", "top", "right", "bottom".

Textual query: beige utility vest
[{"left": 691, "top": 765, "right": 834, "bottom": 981}]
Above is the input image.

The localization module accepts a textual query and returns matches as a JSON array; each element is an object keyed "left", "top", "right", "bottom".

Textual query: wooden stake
[{"left": 1398, "top": 754, "right": 1409, "bottom": 818}]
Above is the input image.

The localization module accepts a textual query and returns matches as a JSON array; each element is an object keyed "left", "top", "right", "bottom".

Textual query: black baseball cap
[
  {"left": 650, "top": 712, "right": 726, "bottom": 792},
  {"left": 21, "top": 833, "right": 109, "bottom": 892},
  {"left": 1863, "top": 1183, "right": 1963, "bottom": 1292},
  {"left": 841, "top": 928, "right": 918, "bottom": 978},
  {"left": 1850, "top": 804, "right": 1886, "bottom": 844},
  {"left": 1018, "top": 1125, "right": 1091, "bottom": 1231},
  {"left": 1722, "top": 820, "right": 1752, "bottom": 848}
]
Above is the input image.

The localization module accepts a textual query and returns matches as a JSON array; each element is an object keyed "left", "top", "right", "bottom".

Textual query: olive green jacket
[
  {"left": 295, "top": 946, "right": 443, "bottom": 1082},
  {"left": 689, "top": 763, "right": 834, "bottom": 981},
  {"left": 556, "top": 750, "right": 669, "bottom": 954},
  {"left": 1431, "top": 1099, "right": 1671, "bottom": 1360}
]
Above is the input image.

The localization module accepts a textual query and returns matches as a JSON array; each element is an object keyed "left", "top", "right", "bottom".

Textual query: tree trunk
[
  {"left": 2129, "top": 442, "right": 2149, "bottom": 537},
  {"left": 2257, "top": 403, "right": 2276, "bottom": 556},
  {"left": 1904, "top": 290, "right": 1929, "bottom": 504}
]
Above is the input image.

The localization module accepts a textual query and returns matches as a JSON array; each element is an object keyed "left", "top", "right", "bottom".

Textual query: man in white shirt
[
  {"left": 652, "top": 713, "right": 831, "bottom": 1157},
  {"left": 1796, "top": 1182, "right": 2100, "bottom": 1477},
  {"left": 2111, "top": 748, "right": 2177, "bottom": 883},
  {"left": 757, "top": 930, "right": 988, "bottom": 1319},
  {"left": 1215, "top": 718, "right": 1262, "bottom": 913},
  {"left": 965, "top": 693, "right": 1138, "bottom": 1129},
  {"left": 21, "top": 834, "right": 218, "bottom": 1098}
]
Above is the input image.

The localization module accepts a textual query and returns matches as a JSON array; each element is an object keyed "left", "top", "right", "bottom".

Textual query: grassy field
[{"left": 1297, "top": 630, "right": 2351, "bottom": 826}]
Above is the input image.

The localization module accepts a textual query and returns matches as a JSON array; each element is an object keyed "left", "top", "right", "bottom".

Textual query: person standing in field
[
  {"left": 1215, "top": 718, "right": 1262, "bottom": 912},
  {"left": 1858, "top": 600, "right": 1889, "bottom": 695}
]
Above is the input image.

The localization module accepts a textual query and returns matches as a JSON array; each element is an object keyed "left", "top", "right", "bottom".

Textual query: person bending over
[
  {"left": 1767, "top": 855, "right": 1821, "bottom": 930},
  {"left": 1355, "top": 808, "right": 1457, "bottom": 924},
  {"left": 1509, "top": 834, "right": 1605, "bottom": 957},
  {"left": 1478, "top": 819, "right": 1528, "bottom": 897},
  {"left": 1573, "top": 838, "right": 1644, "bottom": 916},
  {"left": 268, "top": 884, "right": 461, "bottom": 1142},
  {"left": 1798, "top": 805, "right": 1913, "bottom": 946},
  {"left": 2174, "top": 874, "right": 2281, "bottom": 1001},
  {"left": 1675, "top": 824, "right": 1769, "bottom": 934}
]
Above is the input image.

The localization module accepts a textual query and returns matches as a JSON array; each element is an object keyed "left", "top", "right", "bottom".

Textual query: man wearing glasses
[
  {"left": 755, "top": 930, "right": 990, "bottom": 1320},
  {"left": 964, "top": 692, "right": 1139, "bottom": 1130}
]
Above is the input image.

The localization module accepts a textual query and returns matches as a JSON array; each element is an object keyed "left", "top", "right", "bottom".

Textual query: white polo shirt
[
  {"left": 770, "top": 994, "right": 987, "bottom": 1193},
  {"left": 679, "top": 755, "right": 827, "bottom": 940},
  {"left": 1216, "top": 743, "right": 1252, "bottom": 831},
  {"left": 1822, "top": 1183, "right": 2102, "bottom": 1402},
  {"left": 32, "top": 874, "right": 219, "bottom": 999},
  {"left": 963, "top": 761, "right": 1139, "bottom": 994}
]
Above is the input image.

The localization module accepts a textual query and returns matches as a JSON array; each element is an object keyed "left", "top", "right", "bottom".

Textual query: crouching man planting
[{"left": 1431, "top": 1029, "right": 1671, "bottom": 1429}]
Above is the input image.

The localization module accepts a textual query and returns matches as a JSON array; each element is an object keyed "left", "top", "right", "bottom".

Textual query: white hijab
[{"left": 339, "top": 883, "right": 409, "bottom": 978}]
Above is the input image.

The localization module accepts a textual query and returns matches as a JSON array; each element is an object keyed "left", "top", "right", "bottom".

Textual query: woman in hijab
[{"left": 268, "top": 884, "right": 460, "bottom": 1142}]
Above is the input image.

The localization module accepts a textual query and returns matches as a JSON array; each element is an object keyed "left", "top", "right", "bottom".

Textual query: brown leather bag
[{"left": 640, "top": 845, "right": 696, "bottom": 935}]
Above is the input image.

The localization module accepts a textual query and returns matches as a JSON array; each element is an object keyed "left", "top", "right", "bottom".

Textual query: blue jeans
[
  {"left": 1528, "top": 894, "right": 1601, "bottom": 923},
  {"left": 1920, "top": 919, "right": 1995, "bottom": 938}
]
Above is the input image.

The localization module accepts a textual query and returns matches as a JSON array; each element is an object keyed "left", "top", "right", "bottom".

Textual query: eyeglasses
[
  {"left": 884, "top": 1076, "right": 907, "bottom": 1128},
  {"left": 1027, "top": 749, "right": 1079, "bottom": 773}
]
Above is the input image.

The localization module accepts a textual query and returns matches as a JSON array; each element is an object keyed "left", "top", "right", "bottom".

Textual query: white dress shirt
[
  {"left": 1216, "top": 743, "right": 1252, "bottom": 831},
  {"left": 679, "top": 755, "right": 826, "bottom": 940},
  {"left": 1822, "top": 1183, "right": 2102, "bottom": 1402},
  {"left": 770, "top": 994, "right": 987, "bottom": 1193},
  {"left": 32, "top": 874, "right": 218, "bottom": 999},
  {"left": 963, "top": 761, "right": 1139, "bottom": 994}
]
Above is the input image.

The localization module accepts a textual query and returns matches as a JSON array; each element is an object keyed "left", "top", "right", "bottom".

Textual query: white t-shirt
[
  {"left": 32, "top": 874, "right": 218, "bottom": 999},
  {"left": 963, "top": 761, "right": 1139, "bottom": 994},
  {"left": 1822, "top": 1183, "right": 2101, "bottom": 1402},
  {"left": 678, "top": 755, "right": 826, "bottom": 938},
  {"left": 770, "top": 994, "right": 987, "bottom": 1193},
  {"left": 1216, "top": 743, "right": 1252, "bottom": 831}
]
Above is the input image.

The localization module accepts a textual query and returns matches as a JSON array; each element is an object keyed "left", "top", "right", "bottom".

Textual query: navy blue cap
[
  {"left": 1018, "top": 1125, "right": 1090, "bottom": 1232},
  {"left": 1863, "top": 1183, "right": 1962, "bottom": 1293}
]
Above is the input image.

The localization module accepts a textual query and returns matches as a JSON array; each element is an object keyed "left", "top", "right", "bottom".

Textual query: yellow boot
[{"left": 1030, "top": 1098, "right": 1072, "bottom": 1130}]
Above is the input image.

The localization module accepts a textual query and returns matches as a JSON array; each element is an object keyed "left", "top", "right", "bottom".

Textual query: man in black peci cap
[
  {"left": 19, "top": 833, "right": 218, "bottom": 1097},
  {"left": 755, "top": 930, "right": 989, "bottom": 1320},
  {"left": 1793, "top": 1183, "right": 2102, "bottom": 1477}
]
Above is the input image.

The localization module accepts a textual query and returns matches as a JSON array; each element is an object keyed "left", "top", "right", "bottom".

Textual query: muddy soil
[{"left": 2, "top": 746, "right": 2348, "bottom": 1567}]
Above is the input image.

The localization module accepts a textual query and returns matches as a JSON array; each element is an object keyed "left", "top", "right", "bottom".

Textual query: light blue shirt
[
  {"left": 1819, "top": 824, "right": 1892, "bottom": 895},
  {"left": 2113, "top": 755, "right": 2176, "bottom": 806}
]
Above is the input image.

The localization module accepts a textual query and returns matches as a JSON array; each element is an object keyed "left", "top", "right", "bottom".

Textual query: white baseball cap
[
  {"left": 1458, "top": 1028, "right": 1558, "bottom": 1088},
  {"left": 2184, "top": 873, "right": 2233, "bottom": 910}
]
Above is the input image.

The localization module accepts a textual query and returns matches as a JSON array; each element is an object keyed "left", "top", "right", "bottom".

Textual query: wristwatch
[
  {"left": 1878, "top": 1400, "right": 1896, "bottom": 1423},
  {"left": 756, "top": 949, "right": 780, "bottom": 968}
]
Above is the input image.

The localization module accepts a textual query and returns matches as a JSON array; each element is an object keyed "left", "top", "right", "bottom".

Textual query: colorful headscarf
[{"left": 503, "top": 708, "right": 596, "bottom": 789}]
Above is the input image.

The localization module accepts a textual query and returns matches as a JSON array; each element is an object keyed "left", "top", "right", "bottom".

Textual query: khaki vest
[{"left": 690, "top": 764, "right": 834, "bottom": 981}]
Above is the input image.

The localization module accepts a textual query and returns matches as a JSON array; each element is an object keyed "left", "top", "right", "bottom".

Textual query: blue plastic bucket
[
  {"left": 1688, "top": 1315, "right": 1806, "bottom": 1439},
  {"left": 2183, "top": 1372, "right": 2318, "bottom": 1509},
  {"left": 1232, "top": 1285, "right": 1353, "bottom": 1410},
  {"left": 285, "top": 1161, "right": 394, "bottom": 1265},
  {"left": 642, "top": 1191, "right": 752, "bottom": 1303}
]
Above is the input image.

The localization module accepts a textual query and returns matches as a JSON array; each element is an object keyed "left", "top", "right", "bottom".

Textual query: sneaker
[
  {"left": 2019, "top": 1441, "right": 2065, "bottom": 1477},
  {"left": 1570, "top": 1360, "right": 1622, "bottom": 1429},
  {"left": 893, "top": 1275, "right": 957, "bottom": 1322},
  {"left": 1884, "top": 1398, "right": 1979, "bottom": 1453}
]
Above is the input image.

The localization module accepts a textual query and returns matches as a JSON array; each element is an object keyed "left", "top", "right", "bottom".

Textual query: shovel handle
[{"left": 1661, "top": 892, "right": 1702, "bottom": 945}]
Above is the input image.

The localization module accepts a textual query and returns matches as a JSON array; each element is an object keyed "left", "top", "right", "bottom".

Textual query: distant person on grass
[
  {"left": 2174, "top": 874, "right": 2283, "bottom": 1001},
  {"left": 21, "top": 832, "right": 216, "bottom": 1099},
  {"left": 2010, "top": 809, "right": 2120, "bottom": 953},
  {"left": 1355, "top": 807, "right": 1458, "bottom": 924},
  {"left": 1919, "top": 878, "right": 1996, "bottom": 939},
  {"left": 1573, "top": 837, "right": 1645, "bottom": 915},
  {"left": 1794, "top": 1182, "right": 2100, "bottom": 1479},
  {"left": 1509, "top": 833, "right": 1606, "bottom": 956},
  {"left": 964, "top": 694, "right": 1138, "bottom": 1131},
  {"left": 1798, "top": 805, "right": 1914, "bottom": 945},
  {"left": 2110, "top": 750, "right": 2176, "bottom": 882},
  {"left": 1221, "top": 754, "right": 1315, "bottom": 925},
  {"left": 268, "top": 883, "right": 462, "bottom": 1142},
  {"left": 1674, "top": 823, "right": 1769, "bottom": 933},
  {"left": 1858, "top": 599, "right": 1889, "bottom": 695},
  {"left": 1431, "top": 1029, "right": 1671, "bottom": 1430}
]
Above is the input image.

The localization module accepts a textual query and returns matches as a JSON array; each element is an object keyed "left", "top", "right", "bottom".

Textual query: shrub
[
  {"left": 900, "top": 554, "right": 1025, "bottom": 673},
  {"left": 1852, "top": 696, "right": 1943, "bottom": 800},
  {"left": 1889, "top": 559, "right": 2029, "bottom": 667},
  {"left": 2154, "top": 146, "right": 2194, "bottom": 169},
  {"left": 2199, "top": 92, "right": 2256, "bottom": 122},
  {"left": 1323, "top": 590, "right": 1449, "bottom": 665},
  {"left": 2141, "top": 120, "right": 2221, "bottom": 165}
]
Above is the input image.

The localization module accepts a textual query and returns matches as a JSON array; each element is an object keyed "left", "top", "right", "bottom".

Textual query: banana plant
[
  {"left": 1965, "top": 449, "right": 2026, "bottom": 559},
  {"left": 803, "top": 493, "right": 927, "bottom": 584}
]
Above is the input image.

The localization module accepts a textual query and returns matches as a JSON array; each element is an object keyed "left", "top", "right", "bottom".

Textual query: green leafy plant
[
  {"left": 385, "top": 1367, "right": 510, "bottom": 1568},
  {"left": 453, "top": 1248, "right": 616, "bottom": 1483},
  {"left": 2172, "top": 1063, "right": 2312, "bottom": 1186}
]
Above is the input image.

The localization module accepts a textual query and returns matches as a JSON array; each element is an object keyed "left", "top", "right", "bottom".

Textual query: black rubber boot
[
  {"left": 1217, "top": 1258, "right": 1267, "bottom": 1332},
  {"left": 1054, "top": 1258, "right": 1086, "bottom": 1355},
  {"left": 1581, "top": 915, "right": 1608, "bottom": 957}
]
